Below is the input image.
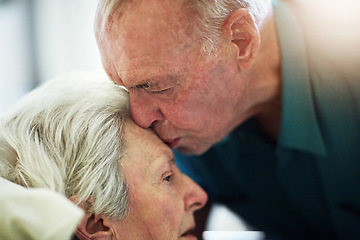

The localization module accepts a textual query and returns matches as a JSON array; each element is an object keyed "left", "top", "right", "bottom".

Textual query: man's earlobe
[
  {"left": 223, "top": 8, "right": 260, "bottom": 70},
  {"left": 75, "top": 212, "right": 113, "bottom": 240}
]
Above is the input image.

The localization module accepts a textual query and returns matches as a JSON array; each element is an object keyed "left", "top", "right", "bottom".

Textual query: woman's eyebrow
[
  {"left": 150, "top": 155, "right": 175, "bottom": 184},
  {"left": 151, "top": 155, "right": 175, "bottom": 172}
]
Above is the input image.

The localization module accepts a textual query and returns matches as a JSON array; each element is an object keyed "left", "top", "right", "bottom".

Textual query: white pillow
[{"left": 0, "top": 177, "right": 83, "bottom": 240}]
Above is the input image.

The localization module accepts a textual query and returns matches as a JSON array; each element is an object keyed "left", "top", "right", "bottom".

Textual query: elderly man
[{"left": 95, "top": 0, "right": 360, "bottom": 239}]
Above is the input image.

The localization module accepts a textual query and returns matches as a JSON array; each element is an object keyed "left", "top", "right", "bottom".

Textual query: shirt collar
[{"left": 273, "top": 0, "right": 327, "bottom": 156}]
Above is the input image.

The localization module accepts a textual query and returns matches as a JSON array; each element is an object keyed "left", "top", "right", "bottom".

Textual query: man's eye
[{"left": 151, "top": 87, "right": 172, "bottom": 94}]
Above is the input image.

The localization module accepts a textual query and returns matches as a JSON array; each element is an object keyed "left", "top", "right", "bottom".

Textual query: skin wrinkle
[
  {"left": 0, "top": 70, "right": 208, "bottom": 239},
  {"left": 97, "top": 0, "right": 281, "bottom": 155},
  {"left": 130, "top": 75, "right": 182, "bottom": 93},
  {"left": 102, "top": 120, "right": 206, "bottom": 239}
]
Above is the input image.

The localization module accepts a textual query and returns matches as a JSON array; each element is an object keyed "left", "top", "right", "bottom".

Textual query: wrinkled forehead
[
  {"left": 123, "top": 119, "right": 162, "bottom": 147},
  {"left": 98, "top": 0, "right": 203, "bottom": 83},
  {"left": 110, "top": 1, "right": 194, "bottom": 40},
  {"left": 122, "top": 119, "right": 174, "bottom": 167}
]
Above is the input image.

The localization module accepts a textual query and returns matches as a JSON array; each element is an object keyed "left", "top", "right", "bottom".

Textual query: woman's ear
[
  {"left": 223, "top": 8, "right": 260, "bottom": 70},
  {"left": 75, "top": 212, "right": 113, "bottom": 240},
  {"left": 68, "top": 197, "right": 113, "bottom": 240}
]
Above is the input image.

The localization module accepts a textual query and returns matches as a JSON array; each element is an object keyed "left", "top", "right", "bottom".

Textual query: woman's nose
[{"left": 183, "top": 174, "right": 208, "bottom": 212}]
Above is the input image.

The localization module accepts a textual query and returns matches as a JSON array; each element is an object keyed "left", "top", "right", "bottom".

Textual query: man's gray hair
[
  {"left": 95, "top": 0, "right": 271, "bottom": 54},
  {"left": 0, "top": 71, "right": 130, "bottom": 220}
]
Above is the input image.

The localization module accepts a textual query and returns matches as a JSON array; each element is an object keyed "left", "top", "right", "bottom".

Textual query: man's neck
[{"left": 246, "top": 9, "right": 282, "bottom": 142}]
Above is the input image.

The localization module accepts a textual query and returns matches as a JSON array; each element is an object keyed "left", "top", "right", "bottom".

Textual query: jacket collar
[{"left": 273, "top": 0, "right": 327, "bottom": 156}]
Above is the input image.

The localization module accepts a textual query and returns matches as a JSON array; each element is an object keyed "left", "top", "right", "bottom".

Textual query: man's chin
[{"left": 176, "top": 144, "right": 211, "bottom": 156}]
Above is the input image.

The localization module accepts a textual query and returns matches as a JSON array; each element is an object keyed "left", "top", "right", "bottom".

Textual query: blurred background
[
  {"left": 0, "top": 0, "right": 104, "bottom": 114},
  {"left": 0, "top": 0, "right": 250, "bottom": 235}
]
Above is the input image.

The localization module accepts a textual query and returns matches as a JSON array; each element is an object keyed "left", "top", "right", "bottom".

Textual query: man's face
[
  {"left": 99, "top": 0, "right": 246, "bottom": 155},
  {"left": 114, "top": 120, "right": 207, "bottom": 239}
]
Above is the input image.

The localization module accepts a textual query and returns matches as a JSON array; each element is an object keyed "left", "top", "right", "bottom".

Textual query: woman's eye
[{"left": 164, "top": 174, "right": 173, "bottom": 182}]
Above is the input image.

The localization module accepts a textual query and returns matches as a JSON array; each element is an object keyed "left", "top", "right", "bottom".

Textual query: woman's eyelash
[{"left": 164, "top": 174, "right": 173, "bottom": 182}]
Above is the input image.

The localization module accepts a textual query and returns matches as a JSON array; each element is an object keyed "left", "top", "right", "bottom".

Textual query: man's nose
[
  {"left": 130, "top": 94, "right": 164, "bottom": 128},
  {"left": 183, "top": 174, "right": 208, "bottom": 212}
]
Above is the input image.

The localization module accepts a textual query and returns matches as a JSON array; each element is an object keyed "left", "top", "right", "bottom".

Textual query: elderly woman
[{"left": 0, "top": 72, "right": 207, "bottom": 240}]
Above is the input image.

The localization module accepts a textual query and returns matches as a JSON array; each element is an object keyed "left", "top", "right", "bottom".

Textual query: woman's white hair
[
  {"left": 95, "top": 0, "right": 271, "bottom": 54},
  {"left": 0, "top": 71, "right": 130, "bottom": 220}
]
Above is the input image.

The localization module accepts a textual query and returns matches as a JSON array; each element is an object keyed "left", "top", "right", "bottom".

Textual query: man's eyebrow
[
  {"left": 130, "top": 82, "right": 151, "bottom": 90},
  {"left": 129, "top": 75, "right": 182, "bottom": 91}
]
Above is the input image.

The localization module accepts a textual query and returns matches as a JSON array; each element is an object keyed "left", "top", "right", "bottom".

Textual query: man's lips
[{"left": 163, "top": 137, "right": 181, "bottom": 148}]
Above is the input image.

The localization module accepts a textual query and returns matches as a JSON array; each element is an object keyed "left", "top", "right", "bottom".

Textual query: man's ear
[
  {"left": 223, "top": 8, "right": 260, "bottom": 70},
  {"left": 75, "top": 212, "right": 113, "bottom": 240}
]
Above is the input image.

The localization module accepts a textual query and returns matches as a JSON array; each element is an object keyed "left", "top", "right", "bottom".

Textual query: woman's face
[{"left": 112, "top": 120, "right": 207, "bottom": 240}]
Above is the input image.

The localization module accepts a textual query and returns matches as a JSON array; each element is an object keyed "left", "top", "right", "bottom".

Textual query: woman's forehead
[{"left": 122, "top": 120, "right": 173, "bottom": 167}]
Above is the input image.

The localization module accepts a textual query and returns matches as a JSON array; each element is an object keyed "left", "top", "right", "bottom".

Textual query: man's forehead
[
  {"left": 108, "top": 0, "right": 195, "bottom": 45},
  {"left": 112, "top": 0, "right": 186, "bottom": 26}
]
